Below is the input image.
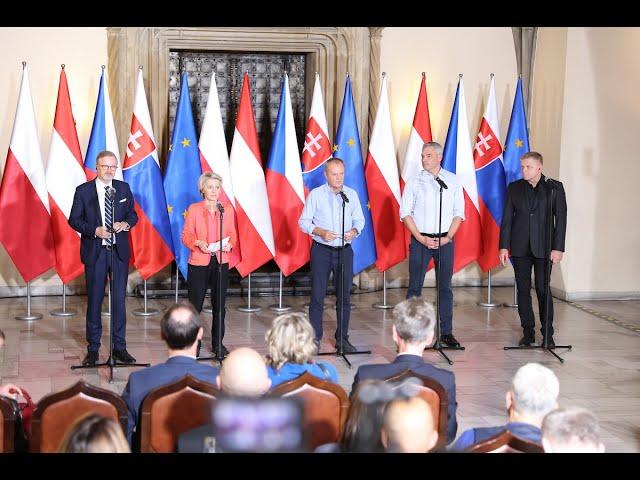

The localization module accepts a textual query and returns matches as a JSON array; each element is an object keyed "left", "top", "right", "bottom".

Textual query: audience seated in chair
[
  {"left": 58, "top": 413, "right": 130, "bottom": 453},
  {"left": 177, "top": 347, "right": 272, "bottom": 453},
  {"left": 382, "top": 396, "right": 438, "bottom": 453},
  {"left": 351, "top": 297, "right": 458, "bottom": 444},
  {"left": 121, "top": 302, "right": 220, "bottom": 444},
  {"left": 542, "top": 407, "right": 605, "bottom": 453},
  {"left": 266, "top": 312, "right": 338, "bottom": 387},
  {"left": 452, "top": 362, "right": 559, "bottom": 451}
]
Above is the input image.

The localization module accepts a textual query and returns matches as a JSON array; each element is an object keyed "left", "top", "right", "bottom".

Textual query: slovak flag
[
  {"left": 441, "top": 76, "right": 482, "bottom": 272},
  {"left": 301, "top": 73, "right": 332, "bottom": 193},
  {"left": 474, "top": 75, "right": 506, "bottom": 272},
  {"left": 45, "top": 66, "right": 86, "bottom": 284},
  {"left": 365, "top": 74, "right": 407, "bottom": 272},
  {"left": 229, "top": 72, "right": 275, "bottom": 277},
  {"left": 84, "top": 68, "right": 123, "bottom": 181},
  {"left": 199, "top": 72, "right": 241, "bottom": 269},
  {"left": 0, "top": 65, "right": 55, "bottom": 282},
  {"left": 265, "top": 74, "right": 310, "bottom": 277},
  {"left": 123, "top": 69, "right": 174, "bottom": 280}
]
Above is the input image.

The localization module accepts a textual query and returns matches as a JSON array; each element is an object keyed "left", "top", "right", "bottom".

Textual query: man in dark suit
[
  {"left": 121, "top": 302, "right": 220, "bottom": 444},
  {"left": 69, "top": 151, "right": 138, "bottom": 366},
  {"left": 499, "top": 151, "right": 567, "bottom": 347},
  {"left": 351, "top": 297, "right": 458, "bottom": 445}
]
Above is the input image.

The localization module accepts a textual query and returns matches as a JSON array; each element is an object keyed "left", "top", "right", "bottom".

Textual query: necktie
[{"left": 104, "top": 186, "right": 113, "bottom": 246}]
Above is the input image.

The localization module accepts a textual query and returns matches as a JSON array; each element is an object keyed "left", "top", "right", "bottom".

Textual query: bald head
[
  {"left": 161, "top": 302, "right": 202, "bottom": 351},
  {"left": 381, "top": 397, "right": 438, "bottom": 453},
  {"left": 217, "top": 347, "right": 271, "bottom": 396}
]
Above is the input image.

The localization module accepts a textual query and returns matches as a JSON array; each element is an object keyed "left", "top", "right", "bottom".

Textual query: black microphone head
[
  {"left": 107, "top": 186, "right": 116, "bottom": 198},
  {"left": 434, "top": 176, "right": 448, "bottom": 189},
  {"left": 216, "top": 201, "right": 224, "bottom": 213},
  {"left": 338, "top": 190, "right": 349, "bottom": 202}
]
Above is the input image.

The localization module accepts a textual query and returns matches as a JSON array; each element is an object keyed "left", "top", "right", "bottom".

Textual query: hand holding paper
[{"left": 208, "top": 237, "right": 230, "bottom": 253}]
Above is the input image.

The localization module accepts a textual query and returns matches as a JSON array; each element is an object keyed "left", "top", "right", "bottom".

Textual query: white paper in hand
[{"left": 208, "top": 237, "right": 230, "bottom": 253}]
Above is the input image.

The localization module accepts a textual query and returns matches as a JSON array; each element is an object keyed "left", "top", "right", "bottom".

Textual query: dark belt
[
  {"left": 102, "top": 244, "right": 113, "bottom": 251},
  {"left": 313, "top": 240, "right": 351, "bottom": 251},
  {"left": 420, "top": 232, "right": 448, "bottom": 238}
]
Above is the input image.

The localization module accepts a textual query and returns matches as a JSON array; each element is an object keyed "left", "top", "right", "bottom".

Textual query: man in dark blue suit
[
  {"left": 351, "top": 297, "right": 458, "bottom": 445},
  {"left": 69, "top": 150, "right": 138, "bottom": 366},
  {"left": 121, "top": 302, "right": 220, "bottom": 444}
]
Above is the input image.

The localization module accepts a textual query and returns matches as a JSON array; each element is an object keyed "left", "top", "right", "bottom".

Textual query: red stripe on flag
[
  {"left": 129, "top": 202, "right": 174, "bottom": 280},
  {"left": 235, "top": 74, "right": 262, "bottom": 164},
  {"left": 0, "top": 150, "right": 55, "bottom": 282},
  {"left": 452, "top": 191, "right": 482, "bottom": 273},
  {"left": 413, "top": 76, "right": 433, "bottom": 143},
  {"left": 476, "top": 197, "right": 502, "bottom": 271},
  {"left": 54, "top": 69, "right": 84, "bottom": 168},
  {"left": 48, "top": 196, "right": 83, "bottom": 283},
  {"left": 234, "top": 201, "right": 273, "bottom": 277}
]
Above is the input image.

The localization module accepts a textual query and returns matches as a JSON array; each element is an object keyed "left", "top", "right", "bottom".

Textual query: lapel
[{"left": 90, "top": 179, "right": 103, "bottom": 224}]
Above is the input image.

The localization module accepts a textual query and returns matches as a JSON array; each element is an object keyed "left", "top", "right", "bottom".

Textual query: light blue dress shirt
[{"left": 298, "top": 183, "right": 365, "bottom": 247}]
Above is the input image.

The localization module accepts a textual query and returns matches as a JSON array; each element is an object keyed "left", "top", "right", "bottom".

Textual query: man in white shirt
[{"left": 399, "top": 142, "right": 465, "bottom": 347}]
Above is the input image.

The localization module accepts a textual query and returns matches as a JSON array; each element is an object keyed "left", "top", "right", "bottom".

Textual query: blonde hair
[
  {"left": 198, "top": 171, "right": 223, "bottom": 198},
  {"left": 58, "top": 413, "right": 130, "bottom": 453},
  {"left": 265, "top": 313, "right": 317, "bottom": 371}
]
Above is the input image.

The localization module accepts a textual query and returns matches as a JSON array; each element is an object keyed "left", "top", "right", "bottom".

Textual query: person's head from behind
[
  {"left": 342, "top": 380, "right": 393, "bottom": 453},
  {"left": 381, "top": 396, "right": 437, "bottom": 453},
  {"left": 160, "top": 302, "right": 203, "bottom": 355},
  {"left": 542, "top": 407, "right": 605, "bottom": 453},
  {"left": 265, "top": 312, "right": 316, "bottom": 371},
  {"left": 217, "top": 347, "right": 271, "bottom": 396},
  {"left": 392, "top": 298, "right": 436, "bottom": 352},
  {"left": 59, "top": 413, "right": 130, "bottom": 453},
  {"left": 507, "top": 363, "right": 559, "bottom": 426}
]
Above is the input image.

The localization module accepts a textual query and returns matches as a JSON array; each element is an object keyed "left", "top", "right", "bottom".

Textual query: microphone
[
  {"left": 107, "top": 186, "right": 116, "bottom": 198},
  {"left": 434, "top": 176, "right": 448, "bottom": 190},
  {"left": 338, "top": 190, "right": 349, "bottom": 203},
  {"left": 545, "top": 177, "right": 560, "bottom": 189},
  {"left": 216, "top": 201, "right": 224, "bottom": 213}
]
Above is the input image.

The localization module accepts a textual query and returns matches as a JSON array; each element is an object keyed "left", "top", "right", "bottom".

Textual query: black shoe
[
  {"left": 212, "top": 343, "right": 229, "bottom": 358},
  {"left": 82, "top": 351, "right": 98, "bottom": 366},
  {"left": 336, "top": 339, "right": 357, "bottom": 354},
  {"left": 440, "top": 334, "right": 461, "bottom": 348},
  {"left": 518, "top": 336, "right": 534, "bottom": 346},
  {"left": 113, "top": 349, "right": 136, "bottom": 364},
  {"left": 542, "top": 337, "right": 556, "bottom": 348}
]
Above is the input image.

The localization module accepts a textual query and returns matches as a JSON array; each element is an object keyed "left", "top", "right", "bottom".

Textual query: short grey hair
[
  {"left": 392, "top": 298, "right": 436, "bottom": 344},
  {"left": 324, "top": 157, "right": 345, "bottom": 171},
  {"left": 511, "top": 363, "right": 559, "bottom": 417},
  {"left": 422, "top": 142, "right": 443, "bottom": 156},
  {"left": 198, "top": 171, "right": 223, "bottom": 198},
  {"left": 542, "top": 407, "right": 602, "bottom": 448}
]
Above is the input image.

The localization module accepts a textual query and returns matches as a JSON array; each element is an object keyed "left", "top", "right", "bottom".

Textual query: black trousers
[
  {"left": 511, "top": 255, "right": 554, "bottom": 337},
  {"left": 187, "top": 256, "right": 229, "bottom": 346}
]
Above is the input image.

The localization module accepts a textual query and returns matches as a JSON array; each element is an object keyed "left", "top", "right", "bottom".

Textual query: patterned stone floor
[{"left": 0, "top": 286, "right": 638, "bottom": 452}]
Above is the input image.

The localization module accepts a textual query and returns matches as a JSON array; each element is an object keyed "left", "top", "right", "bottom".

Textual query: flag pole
[
  {"left": 101, "top": 284, "right": 111, "bottom": 316},
  {"left": 478, "top": 270, "right": 501, "bottom": 307},
  {"left": 50, "top": 284, "right": 77, "bottom": 317},
  {"left": 269, "top": 270, "right": 292, "bottom": 312},
  {"left": 238, "top": 273, "right": 261, "bottom": 312},
  {"left": 15, "top": 282, "right": 42, "bottom": 321},
  {"left": 373, "top": 271, "right": 394, "bottom": 309},
  {"left": 504, "top": 282, "right": 518, "bottom": 308},
  {"left": 175, "top": 268, "right": 179, "bottom": 304},
  {"left": 133, "top": 279, "right": 160, "bottom": 316}
]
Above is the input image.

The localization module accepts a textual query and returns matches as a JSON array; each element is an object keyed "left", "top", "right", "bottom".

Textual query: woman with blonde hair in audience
[
  {"left": 265, "top": 312, "right": 338, "bottom": 387},
  {"left": 59, "top": 413, "right": 130, "bottom": 453}
]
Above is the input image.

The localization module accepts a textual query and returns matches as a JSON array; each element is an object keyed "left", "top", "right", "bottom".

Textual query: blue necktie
[{"left": 104, "top": 186, "right": 113, "bottom": 246}]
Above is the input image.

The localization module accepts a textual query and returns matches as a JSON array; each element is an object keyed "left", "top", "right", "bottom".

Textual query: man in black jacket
[{"left": 499, "top": 151, "right": 567, "bottom": 347}]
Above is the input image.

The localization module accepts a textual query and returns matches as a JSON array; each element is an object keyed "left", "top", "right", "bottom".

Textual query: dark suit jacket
[
  {"left": 351, "top": 354, "right": 458, "bottom": 444},
  {"left": 121, "top": 355, "right": 220, "bottom": 443},
  {"left": 499, "top": 176, "right": 567, "bottom": 258},
  {"left": 178, "top": 423, "right": 217, "bottom": 453},
  {"left": 68, "top": 179, "right": 138, "bottom": 265}
]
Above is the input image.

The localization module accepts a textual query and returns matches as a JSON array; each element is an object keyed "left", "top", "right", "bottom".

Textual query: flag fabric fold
[
  {"left": 123, "top": 69, "right": 174, "bottom": 280},
  {"left": 365, "top": 75, "right": 406, "bottom": 272},
  {"left": 0, "top": 66, "right": 55, "bottom": 282},
  {"left": 474, "top": 76, "right": 506, "bottom": 272},
  {"left": 45, "top": 67, "right": 86, "bottom": 284},
  {"left": 163, "top": 72, "right": 203, "bottom": 280},
  {"left": 265, "top": 74, "right": 310, "bottom": 276},
  {"left": 401, "top": 74, "right": 433, "bottom": 188},
  {"left": 442, "top": 77, "right": 482, "bottom": 272},
  {"left": 503, "top": 77, "right": 530, "bottom": 186},
  {"left": 334, "top": 76, "right": 377, "bottom": 275},
  {"left": 229, "top": 72, "right": 275, "bottom": 277}
]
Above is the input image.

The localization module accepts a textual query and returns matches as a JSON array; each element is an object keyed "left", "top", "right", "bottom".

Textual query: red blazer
[{"left": 181, "top": 200, "right": 237, "bottom": 266}]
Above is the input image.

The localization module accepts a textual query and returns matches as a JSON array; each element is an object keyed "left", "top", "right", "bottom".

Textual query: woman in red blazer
[{"left": 182, "top": 172, "right": 237, "bottom": 357}]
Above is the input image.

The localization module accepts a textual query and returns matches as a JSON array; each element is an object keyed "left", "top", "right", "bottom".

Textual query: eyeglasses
[{"left": 98, "top": 165, "right": 118, "bottom": 170}]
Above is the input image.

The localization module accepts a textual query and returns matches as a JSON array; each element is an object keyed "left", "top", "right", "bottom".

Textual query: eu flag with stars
[
  {"left": 503, "top": 77, "right": 530, "bottom": 186},
  {"left": 163, "top": 72, "right": 203, "bottom": 279},
  {"left": 334, "top": 76, "right": 377, "bottom": 274}
]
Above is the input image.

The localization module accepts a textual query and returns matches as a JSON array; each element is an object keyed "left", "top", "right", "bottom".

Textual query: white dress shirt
[{"left": 399, "top": 168, "right": 465, "bottom": 234}]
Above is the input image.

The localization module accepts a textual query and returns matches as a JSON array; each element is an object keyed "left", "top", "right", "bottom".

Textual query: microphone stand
[
  {"left": 72, "top": 187, "right": 149, "bottom": 382},
  {"left": 197, "top": 202, "right": 225, "bottom": 364},
  {"left": 424, "top": 177, "right": 464, "bottom": 365},
  {"left": 504, "top": 178, "right": 571, "bottom": 362},
  {"left": 319, "top": 190, "right": 370, "bottom": 368}
]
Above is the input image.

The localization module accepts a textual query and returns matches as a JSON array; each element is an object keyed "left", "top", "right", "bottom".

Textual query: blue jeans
[{"left": 406, "top": 236, "right": 454, "bottom": 335}]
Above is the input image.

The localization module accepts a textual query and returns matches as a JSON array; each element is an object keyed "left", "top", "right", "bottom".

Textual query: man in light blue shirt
[
  {"left": 400, "top": 142, "right": 465, "bottom": 347},
  {"left": 299, "top": 158, "right": 365, "bottom": 352}
]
